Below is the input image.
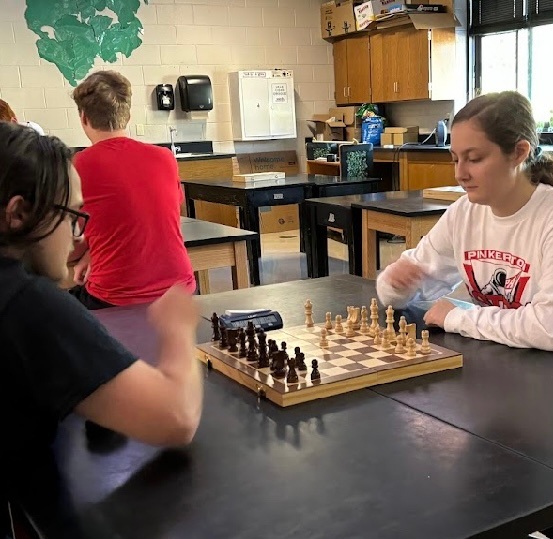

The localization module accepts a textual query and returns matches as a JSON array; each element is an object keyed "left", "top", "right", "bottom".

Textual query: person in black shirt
[{"left": 0, "top": 123, "right": 203, "bottom": 536}]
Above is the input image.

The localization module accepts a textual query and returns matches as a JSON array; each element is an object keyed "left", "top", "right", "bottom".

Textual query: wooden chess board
[{"left": 196, "top": 324, "right": 463, "bottom": 407}]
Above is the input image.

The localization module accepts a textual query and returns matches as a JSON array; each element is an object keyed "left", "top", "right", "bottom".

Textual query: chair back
[{"left": 339, "top": 143, "right": 374, "bottom": 179}]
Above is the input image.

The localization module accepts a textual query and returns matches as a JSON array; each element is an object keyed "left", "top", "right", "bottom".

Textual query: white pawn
[
  {"left": 374, "top": 327, "right": 382, "bottom": 345},
  {"left": 305, "top": 299, "right": 314, "bottom": 327},
  {"left": 325, "top": 312, "right": 333, "bottom": 330},
  {"left": 394, "top": 338, "right": 405, "bottom": 354},
  {"left": 335, "top": 314, "right": 344, "bottom": 333},
  {"left": 346, "top": 319, "right": 355, "bottom": 338},
  {"left": 381, "top": 330, "right": 392, "bottom": 350},
  {"left": 421, "top": 330, "right": 431, "bottom": 354},
  {"left": 406, "top": 337, "right": 417, "bottom": 357},
  {"left": 320, "top": 327, "right": 329, "bottom": 347}
]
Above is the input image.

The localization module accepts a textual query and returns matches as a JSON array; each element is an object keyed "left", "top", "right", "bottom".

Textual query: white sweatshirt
[{"left": 377, "top": 183, "right": 553, "bottom": 350}]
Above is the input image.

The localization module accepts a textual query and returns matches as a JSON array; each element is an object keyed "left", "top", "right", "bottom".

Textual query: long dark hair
[
  {"left": 0, "top": 122, "right": 72, "bottom": 246},
  {"left": 452, "top": 91, "right": 553, "bottom": 186}
]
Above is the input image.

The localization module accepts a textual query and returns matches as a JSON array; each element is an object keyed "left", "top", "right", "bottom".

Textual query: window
[{"left": 471, "top": 1, "right": 553, "bottom": 129}]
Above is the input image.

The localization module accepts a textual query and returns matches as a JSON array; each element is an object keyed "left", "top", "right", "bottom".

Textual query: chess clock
[{"left": 219, "top": 309, "right": 283, "bottom": 332}]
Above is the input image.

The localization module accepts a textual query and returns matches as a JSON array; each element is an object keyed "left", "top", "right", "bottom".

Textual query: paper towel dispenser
[{"left": 177, "top": 75, "right": 213, "bottom": 112}]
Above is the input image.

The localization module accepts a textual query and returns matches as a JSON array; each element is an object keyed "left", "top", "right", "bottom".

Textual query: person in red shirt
[{"left": 70, "top": 70, "right": 195, "bottom": 309}]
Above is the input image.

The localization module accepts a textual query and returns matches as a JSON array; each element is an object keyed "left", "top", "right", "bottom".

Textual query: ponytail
[{"left": 529, "top": 147, "right": 553, "bottom": 186}]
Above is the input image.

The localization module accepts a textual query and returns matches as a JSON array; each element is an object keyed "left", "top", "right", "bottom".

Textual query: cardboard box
[
  {"left": 380, "top": 132, "right": 393, "bottom": 146},
  {"left": 308, "top": 107, "right": 359, "bottom": 141},
  {"left": 259, "top": 204, "right": 299, "bottom": 234},
  {"left": 346, "top": 127, "right": 362, "bottom": 141},
  {"left": 236, "top": 151, "right": 299, "bottom": 175},
  {"left": 354, "top": 0, "right": 405, "bottom": 29},
  {"left": 384, "top": 126, "right": 419, "bottom": 145},
  {"left": 321, "top": 0, "right": 359, "bottom": 37}
]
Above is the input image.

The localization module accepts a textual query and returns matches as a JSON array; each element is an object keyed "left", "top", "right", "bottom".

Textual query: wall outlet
[{"left": 136, "top": 124, "right": 145, "bottom": 136}]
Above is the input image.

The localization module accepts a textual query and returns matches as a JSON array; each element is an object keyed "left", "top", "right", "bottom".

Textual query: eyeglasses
[{"left": 54, "top": 204, "right": 90, "bottom": 238}]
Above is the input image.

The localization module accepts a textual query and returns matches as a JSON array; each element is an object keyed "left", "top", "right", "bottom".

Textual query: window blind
[
  {"left": 470, "top": 0, "right": 526, "bottom": 34},
  {"left": 529, "top": 0, "right": 553, "bottom": 24},
  {"left": 470, "top": 0, "right": 553, "bottom": 34}
]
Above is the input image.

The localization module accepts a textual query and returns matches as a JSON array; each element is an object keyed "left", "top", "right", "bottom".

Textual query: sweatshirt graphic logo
[{"left": 463, "top": 250, "right": 530, "bottom": 309}]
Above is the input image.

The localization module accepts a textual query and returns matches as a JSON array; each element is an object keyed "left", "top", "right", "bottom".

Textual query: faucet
[{"left": 169, "top": 126, "right": 181, "bottom": 156}]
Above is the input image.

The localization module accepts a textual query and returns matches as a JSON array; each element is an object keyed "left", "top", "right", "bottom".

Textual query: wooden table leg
[
  {"left": 231, "top": 241, "right": 250, "bottom": 289},
  {"left": 195, "top": 270, "right": 210, "bottom": 295},
  {"left": 362, "top": 210, "right": 378, "bottom": 280}
]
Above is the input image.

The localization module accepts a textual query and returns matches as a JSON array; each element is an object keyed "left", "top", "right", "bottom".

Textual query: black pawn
[
  {"left": 286, "top": 356, "right": 299, "bottom": 383},
  {"left": 311, "top": 359, "right": 321, "bottom": 381},
  {"left": 238, "top": 328, "right": 247, "bottom": 358},
  {"left": 227, "top": 329, "right": 238, "bottom": 353},
  {"left": 295, "top": 347, "right": 307, "bottom": 371},
  {"left": 272, "top": 351, "right": 287, "bottom": 378}
]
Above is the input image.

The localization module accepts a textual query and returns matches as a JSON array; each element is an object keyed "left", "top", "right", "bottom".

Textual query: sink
[{"left": 175, "top": 152, "right": 213, "bottom": 158}]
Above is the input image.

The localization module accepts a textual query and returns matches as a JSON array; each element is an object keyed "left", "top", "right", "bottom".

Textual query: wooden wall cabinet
[
  {"left": 333, "top": 34, "right": 371, "bottom": 105},
  {"left": 369, "top": 26, "right": 456, "bottom": 103}
]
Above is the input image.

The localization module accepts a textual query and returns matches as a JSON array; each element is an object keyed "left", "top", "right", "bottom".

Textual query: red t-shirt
[{"left": 74, "top": 137, "right": 196, "bottom": 305}]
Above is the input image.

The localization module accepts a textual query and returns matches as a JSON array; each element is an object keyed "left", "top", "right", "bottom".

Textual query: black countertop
[{"left": 180, "top": 217, "right": 258, "bottom": 246}]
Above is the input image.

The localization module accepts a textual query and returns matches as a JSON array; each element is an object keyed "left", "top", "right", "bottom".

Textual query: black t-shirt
[{"left": 0, "top": 256, "right": 138, "bottom": 516}]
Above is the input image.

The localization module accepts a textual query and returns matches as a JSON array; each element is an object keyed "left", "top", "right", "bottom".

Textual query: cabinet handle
[
  {"left": 347, "top": 86, "right": 351, "bottom": 97},
  {"left": 396, "top": 82, "right": 399, "bottom": 93},
  {"left": 343, "top": 87, "right": 347, "bottom": 97}
]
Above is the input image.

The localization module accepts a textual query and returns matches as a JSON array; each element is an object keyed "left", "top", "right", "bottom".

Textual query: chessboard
[{"left": 197, "top": 302, "right": 463, "bottom": 407}]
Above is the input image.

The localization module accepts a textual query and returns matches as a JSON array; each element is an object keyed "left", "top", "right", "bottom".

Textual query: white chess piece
[
  {"left": 360, "top": 306, "right": 369, "bottom": 334},
  {"left": 406, "top": 338, "right": 417, "bottom": 357},
  {"left": 346, "top": 319, "right": 355, "bottom": 338},
  {"left": 305, "top": 299, "right": 314, "bottom": 327},
  {"left": 421, "top": 330, "right": 431, "bottom": 354},
  {"left": 335, "top": 314, "right": 344, "bottom": 333},
  {"left": 386, "top": 305, "right": 396, "bottom": 340},
  {"left": 325, "top": 312, "right": 333, "bottom": 330},
  {"left": 320, "top": 327, "right": 329, "bottom": 347},
  {"left": 369, "top": 298, "right": 379, "bottom": 338}
]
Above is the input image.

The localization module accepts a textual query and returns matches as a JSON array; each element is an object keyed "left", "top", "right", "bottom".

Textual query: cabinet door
[
  {"left": 333, "top": 38, "right": 349, "bottom": 105},
  {"left": 346, "top": 34, "right": 371, "bottom": 104},
  {"left": 396, "top": 28, "right": 430, "bottom": 101},
  {"left": 370, "top": 32, "right": 396, "bottom": 102}
]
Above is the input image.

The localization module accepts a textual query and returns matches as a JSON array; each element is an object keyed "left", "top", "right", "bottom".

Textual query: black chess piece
[
  {"left": 227, "top": 328, "right": 238, "bottom": 353},
  {"left": 311, "top": 359, "right": 321, "bottom": 381},
  {"left": 238, "top": 328, "right": 247, "bottom": 358},
  {"left": 269, "top": 340, "right": 278, "bottom": 370},
  {"left": 272, "top": 350, "right": 287, "bottom": 378},
  {"left": 295, "top": 347, "right": 307, "bottom": 371},
  {"left": 211, "top": 312, "right": 220, "bottom": 341},
  {"left": 286, "top": 356, "right": 299, "bottom": 383},
  {"left": 246, "top": 321, "right": 258, "bottom": 362},
  {"left": 220, "top": 326, "right": 228, "bottom": 349},
  {"left": 257, "top": 330, "right": 269, "bottom": 368}
]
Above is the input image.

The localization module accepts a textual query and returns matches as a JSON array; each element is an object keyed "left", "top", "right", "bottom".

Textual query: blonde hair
[
  {"left": 0, "top": 99, "right": 16, "bottom": 122},
  {"left": 72, "top": 70, "right": 132, "bottom": 131}
]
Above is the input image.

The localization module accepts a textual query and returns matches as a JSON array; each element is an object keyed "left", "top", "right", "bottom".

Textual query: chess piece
[
  {"left": 258, "top": 330, "right": 269, "bottom": 367},
  {"left": 325, "top": 312, "right": 333, "bottom": 330},
  {"left": 220, "top": 326, "right": 228, "bottom": 348},
  {"left": 351, "top": 307, "right": 361, "bottom": 330},
  {"left": 295, "top": 347, "right": 307, "bottom": 371},
  {"left": 238, "top": 328, "right": 247, "bottom": 358},
  {"left": 227, "top": 328, "right": 239, "bottom": 353},
  {"left": 311, "top": 359, "right": 321, "bottom": 381},
  {"left": 386, "top": 305, "right": 396, "bottom": 340},
  {"left": 369, "top": 298, "right": 379, "bottom": 337},
  {"left": 305, "top": 299, "right": 314, "bottom": 327},
  {"left": 286, "top": 356, "right": 299, "bottom": 383},
  {"left": 272, "top": 351, "right": 287, "bottom": 378},
  {"left": 399, "top": 316, "right": 407, "bottom": 346},
  {"left": 381, "top": 330, "right": 392, "bottom": 350},
  {"left": 374, "top": 327, "right": 382, "bottom": 346},
  {"left": 394, "top": 338, "right": 405, "bottom": 354},
  {"left": 421, "top": 330, "right": 431, "bottom": 355},
  {"left": 346, "top": 319, "right": 355, "bottom": 338},
  {"left": 246, "top": 321, "right": 258, "bottom": 361},
  {"left": 211, "top": 312, "right": 221, "bottom": 341},
  {"left": 346, "top": 306, "right": 353, "bottom": 323},
  {"left": 406, "top": 337, "right": 417, "bottom": 357},
  {"left": 268, "top": 340, "right": 277, "bottom": 370},
  {"left": 335, "top": 314, "right": 344, "bottom": 333},
  {"left": 360, "top": 306, "right": 369, "bottom": 335},
  {"left": 319, "top": 328, "right": 329, "bottom": 347}
]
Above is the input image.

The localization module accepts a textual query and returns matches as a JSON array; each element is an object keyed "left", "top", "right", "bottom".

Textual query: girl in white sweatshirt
[{"left": 377, "top": 91, "right": 553, "bottom": 351}]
